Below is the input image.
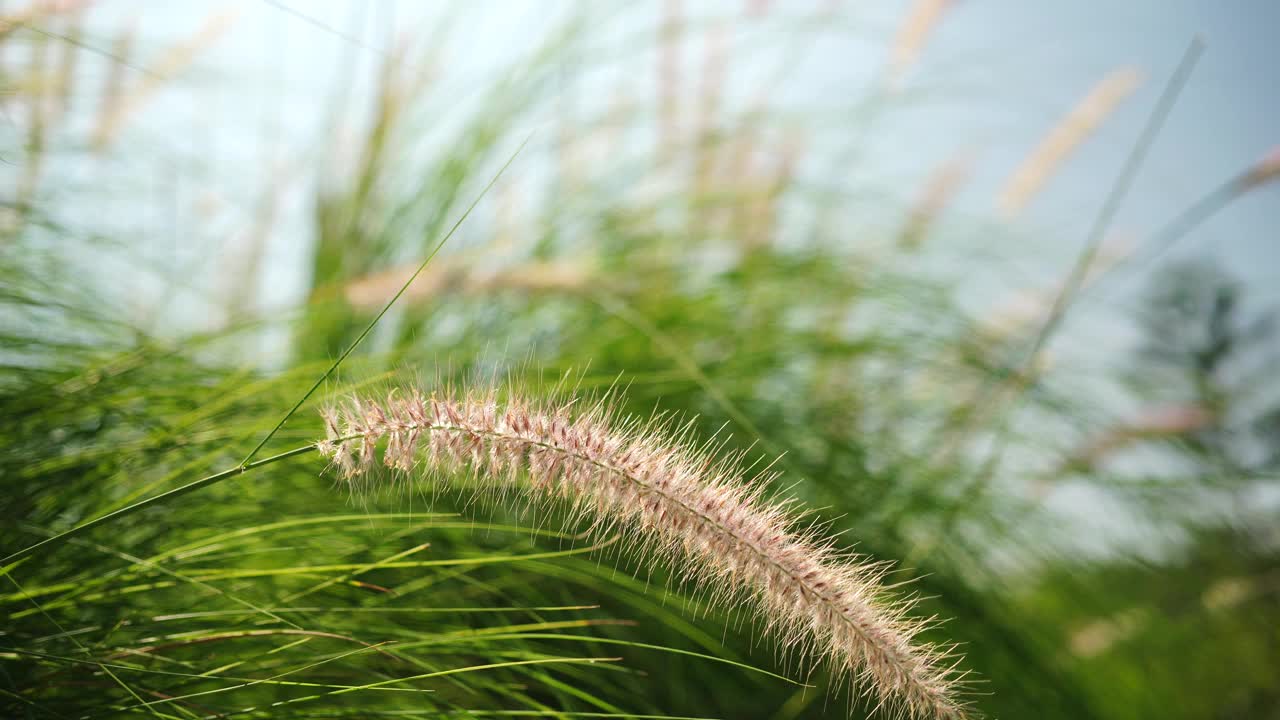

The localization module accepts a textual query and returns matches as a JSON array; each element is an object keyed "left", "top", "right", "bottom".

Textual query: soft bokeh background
[{"left": 3, "top": 2, "right": 1277, "bottom": 719}]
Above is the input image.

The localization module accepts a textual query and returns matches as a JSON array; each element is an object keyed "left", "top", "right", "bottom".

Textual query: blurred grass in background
[{"left": 2, "top": 1, "right": 1277, "bottom": 718}]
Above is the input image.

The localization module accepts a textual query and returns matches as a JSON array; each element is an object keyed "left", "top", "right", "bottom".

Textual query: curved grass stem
[{"left": 3, "top": 444, "right": 317, "bottom": 567}]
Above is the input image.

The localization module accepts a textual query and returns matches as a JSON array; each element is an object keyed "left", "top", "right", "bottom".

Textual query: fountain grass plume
[{"left": 317, "top": 382, "right": 970, "bottom": 720}]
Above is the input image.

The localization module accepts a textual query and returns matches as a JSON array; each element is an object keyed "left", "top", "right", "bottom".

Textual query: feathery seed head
[{"left": 317, "top": 384, "right": 970, "bottom": 720}]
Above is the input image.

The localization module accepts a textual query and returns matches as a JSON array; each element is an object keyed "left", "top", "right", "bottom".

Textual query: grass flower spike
[{"left": 317, "top": 385, "right": 968, "bottom": 720}]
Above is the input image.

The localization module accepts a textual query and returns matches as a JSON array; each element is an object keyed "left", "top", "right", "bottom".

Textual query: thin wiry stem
[
  {"left": 2, "top": 444, "right": 317, "bottom": 567},
  {"left": 911, "top": 39, "right": 1206, "bottom": 563},
  {"left": 1016, "top": 37, "right": 1204, "bottom": 367},
  {"left": 237, "top": 134, "right": 531, "bottom": 469},
  {"left": 319, "top": 386, "right": 969, "bottom": 720}
]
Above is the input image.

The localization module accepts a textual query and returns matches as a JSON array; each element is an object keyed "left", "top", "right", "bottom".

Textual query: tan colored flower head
[{"left": 318, "top": 384, "right": 970, "bottom": 720}]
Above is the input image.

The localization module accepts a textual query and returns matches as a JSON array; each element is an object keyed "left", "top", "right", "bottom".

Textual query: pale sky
[{"left": 50, "top": 1, "right": 1280, "bottom": 326}]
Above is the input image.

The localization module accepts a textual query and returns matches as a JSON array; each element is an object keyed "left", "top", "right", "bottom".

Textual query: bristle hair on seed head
[{"left": 317, "top": 382, "right": 972, "bottom": 720}]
